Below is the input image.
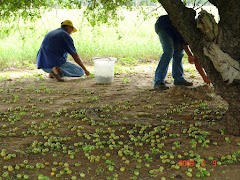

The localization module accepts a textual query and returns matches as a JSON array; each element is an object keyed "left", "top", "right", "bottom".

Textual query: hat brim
[{"left": 72, "top": 27, "right": 77, "bottom": 33}]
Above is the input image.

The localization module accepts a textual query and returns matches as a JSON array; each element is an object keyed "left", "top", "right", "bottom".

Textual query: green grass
[{"left": 0, "top": 9, "right": 165, "bottom": 69}]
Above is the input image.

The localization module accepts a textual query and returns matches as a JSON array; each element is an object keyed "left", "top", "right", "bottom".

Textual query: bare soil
[{"left": 0, "top": 64, "right": 239, "bottom": 180}]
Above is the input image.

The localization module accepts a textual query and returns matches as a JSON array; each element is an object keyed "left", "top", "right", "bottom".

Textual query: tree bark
[{"left": 158, "top": 0, "right": 240, "bottom": 135}]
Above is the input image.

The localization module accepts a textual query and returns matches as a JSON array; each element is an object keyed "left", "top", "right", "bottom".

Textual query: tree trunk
[{"left": 158, "top": 0, "right": 240, "bottom": 135}]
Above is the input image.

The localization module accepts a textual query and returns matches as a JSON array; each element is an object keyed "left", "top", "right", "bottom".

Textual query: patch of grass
[
  {"left": 123, "top": 78, "right": 130, "bottom": 84},
  {"left": 0, "top": 73, "right": 10, "bottom": 80}
]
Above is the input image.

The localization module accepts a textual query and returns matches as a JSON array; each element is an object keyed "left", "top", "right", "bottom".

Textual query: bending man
[{"left": 154, "top": 15, "right": 210, "bottom": 90}]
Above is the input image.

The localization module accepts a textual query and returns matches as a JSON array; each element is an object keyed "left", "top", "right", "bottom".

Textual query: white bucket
[{"left": 93, "top": 57, "right": 117, "bottom": 84}]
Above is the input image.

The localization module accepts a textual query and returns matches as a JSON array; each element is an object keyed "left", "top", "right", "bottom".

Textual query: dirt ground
[{"left": 0, "top": 64, "right": 239, "bottom": 180}]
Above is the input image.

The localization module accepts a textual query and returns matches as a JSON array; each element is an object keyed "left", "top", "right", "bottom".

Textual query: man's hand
[
  {"left": 85, "top": 70, "right": 90, "bottom": 76},
  {"left": 71, "top": 53, "right": 90, "bottom": 76}
]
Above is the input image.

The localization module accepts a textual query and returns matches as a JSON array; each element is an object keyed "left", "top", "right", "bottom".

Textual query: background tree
[{"left": 1, "top": 0, "right": 239, "bottom": 135}]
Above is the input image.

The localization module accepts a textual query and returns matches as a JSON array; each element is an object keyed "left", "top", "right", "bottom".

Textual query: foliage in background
[
  {"left": 0, "top": 0, "right": 49, "bottom": 21},
  {"left": 0, "top": 9, "right": 165, "bottom": 69},
  {"left": 0, "top": 0, "right": 157, "bottom": 24},
  {"left": 0, "top": 0, "right": 209, "bottom": 23}
]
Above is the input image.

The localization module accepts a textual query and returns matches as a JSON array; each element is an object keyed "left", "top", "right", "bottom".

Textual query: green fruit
[
  {"left": 80, "top": 173, "right": 85, "bottom": 178},
  {"left": 23, "top": 160, "right": 28, "bottom": 164},
  {"left": 75, "top": 163, "right": 80, "bottom": 167},
  {"left": 120, "top": 167, "right": 125, "bottom": 172},
  {"left": 0, "top": 152, "right": 6, "bottom": 157},
  {"left": 204, "top": 171, "right": 210, "bottom": 177},
  {"left": 145, "top": 163, "right": 150, "bottom": 168},
  {"left": 71, "top": 176, "right": 77, "bottom": 180},
  {"left": 2, "top": 172, "right": 9, "bottom": 178},
  {"left": 56, "top": 174, "right": 61, "bottom": 178},
  {"left": 196, "top": 172, "right": 201, "bottom": 178},
  {"left": 134, "top": 171, "right": 139, "bottom": 176},
  {"left": 17, "top": 174, "right": 22, "bottom": 179},
  {"left": 108, "top": 166, "right": 114, "bottom": 172},
  {"left": 186, "top": 172, "right": 192, "bottom": 177},
  {"left": 23, "top": 175, "right": 29, "bottom": 179},
  {"left": 15, "top": 165, "right": 21, "bottom": 170},
  {"left": 53, "top": 153, "right": 57, "bottom": 158}
]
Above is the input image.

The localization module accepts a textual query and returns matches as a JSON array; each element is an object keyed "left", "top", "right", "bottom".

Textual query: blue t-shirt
[
  {"left": 36, "top": 27, "right": 77, "bottom": 69},
  {"left": 155, "top": 15, "right": 187, "bottom": 45}
]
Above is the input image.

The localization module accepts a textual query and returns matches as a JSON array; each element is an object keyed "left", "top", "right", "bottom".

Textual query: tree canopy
[
  {"left": 0, "top": 0, "right": 208, "bottom": 25},
  {"left": 0, "top": 0, "right": 132, "bottom": 24}
]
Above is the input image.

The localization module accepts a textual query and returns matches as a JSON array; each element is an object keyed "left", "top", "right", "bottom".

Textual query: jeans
[
  {"left": 42, "top": 61, "right": 85, "bottom": 77},
  {"left": 154, "top": 27, "right": 185, "bottom": 85}
]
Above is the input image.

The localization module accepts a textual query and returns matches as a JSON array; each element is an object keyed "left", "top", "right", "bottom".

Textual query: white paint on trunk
[
  {"left": 197, "top": 10, "right": 240, "bottom": 84},
  {"left": 204, "top": 43, "right": 240, "bottom": 83}
]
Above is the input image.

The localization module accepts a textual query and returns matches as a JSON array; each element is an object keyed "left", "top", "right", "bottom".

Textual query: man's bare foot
[
  {"left": 52, "top": 67, "right": 62, "bottom": 75},
  {"left": 50, "top": 72, "right": 64, "bottom": 82},
  {"left": 51, "top": 67, "right": 64, "bottom": 82},
  {"left": 48, "top": 73, "right": 54, "bottom": 78}
]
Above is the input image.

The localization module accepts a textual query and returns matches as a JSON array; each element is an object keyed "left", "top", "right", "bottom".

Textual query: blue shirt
[
  {"left": 155, "top": 15, "right": 187, "bottom": 45},
  {"left": 36, "top": 28, "right": 77, "bottom": 69}
]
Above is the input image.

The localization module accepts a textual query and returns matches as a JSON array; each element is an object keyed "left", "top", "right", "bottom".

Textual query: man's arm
[{"left": 71, "top": 53, "right": 90, "bottom": 76}]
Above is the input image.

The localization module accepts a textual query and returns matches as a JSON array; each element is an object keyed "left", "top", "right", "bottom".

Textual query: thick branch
[{"left": 208, "top": 0, "right": 240, "bottom": 12}]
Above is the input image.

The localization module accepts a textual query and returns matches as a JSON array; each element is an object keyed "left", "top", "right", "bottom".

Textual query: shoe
[
  {"left": 154, "top": 83, "right": 169, "bottom": 90},
  {"left": 50, "top": 72, "right": 64, "bottom": 82},
  {"left": 174, "top": 80, "right": 193, "bottom": 86}
]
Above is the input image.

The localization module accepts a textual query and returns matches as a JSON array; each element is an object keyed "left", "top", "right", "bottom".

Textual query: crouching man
[{"left": 36, "top": 20, "right": 90, "bottom": 82}]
